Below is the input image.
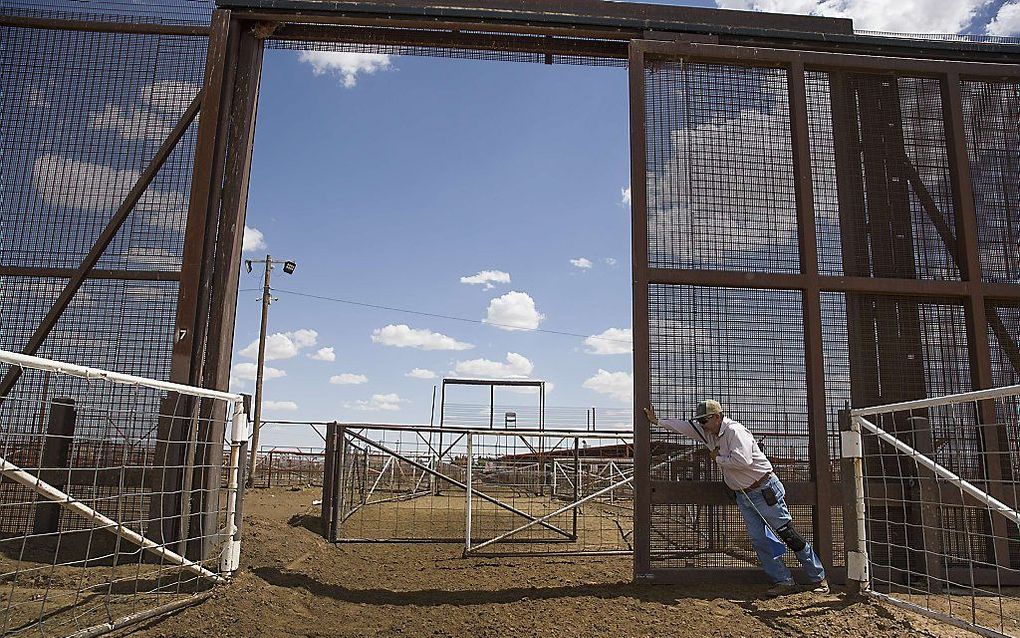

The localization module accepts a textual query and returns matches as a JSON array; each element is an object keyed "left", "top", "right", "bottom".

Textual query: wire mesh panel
[
  {"left": 849, "top": 387, "right": 1020, "bottom": 638},
  {"left": 250, "top": 447, "right": 326, "bottom": 489},
  {"left": 2, "top": 0, "right": 215, "bottom": 23},
  {"left": 647, "top": 284, "right": 810, "bottom": 569},
  {"left": 807, "top": 71, "right": 961, "bottom": 280},
  {"left": 961, "top": 79, "right": 1020, "bottom": 285},
  {"left": 327, "top": 426, "right": 633, "bottom": 556},
  {"left": 644, "top": 59, "right": 800, "bottom": 274},
  {"left": 0, "top": 350, "right": 246, "bottom": 638}
]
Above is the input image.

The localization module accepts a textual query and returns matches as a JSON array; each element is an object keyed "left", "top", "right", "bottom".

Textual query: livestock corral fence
[
  {"left": 0, "top": 351, "right": 247, "bottom": 638},
  {"left": 843, "top": 384, "right": 1020, "bottom": 638},
  {"left": 319, "top": 424, "right": 636, "bottom": 556}
]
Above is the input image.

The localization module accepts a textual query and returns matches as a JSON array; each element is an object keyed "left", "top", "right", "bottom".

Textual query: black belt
[{"left": 746, "top": 472, "right": 773, "bottom": 491}]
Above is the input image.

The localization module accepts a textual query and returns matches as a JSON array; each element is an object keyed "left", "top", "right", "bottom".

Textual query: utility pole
[{"left": 244, "top": 255, "right": 296, "bottom": 487}]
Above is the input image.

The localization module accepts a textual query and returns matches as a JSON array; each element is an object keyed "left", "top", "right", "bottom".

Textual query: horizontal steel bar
[
  {"left": 271, "top": 23, "right": 628, "bottom": 58},
  {"left": 267, "top": 421, "right": 631, "bottom": 438},
  {"left": 221, "top": 0, "right": 852, "bottom": 38},
  {"left": 636, "top": 39, "right": 1020, "bottom": 77},
  {"left": 868, "top": 591, "right": 1012, "bottom": 638},
  {"left": 854, "top": 416, "right": 1020, "bottom": 526},
  {"left": 649, "top": 480, "right": 822, "bottom": 505},
  {"left": 0, "top": 14, "right": 211, "bottom": 36},
  {"left": 851, "top": 384, "right": 1020, "bottom": 416},
  {"left": 0, "top": 350, "right": 243, "bottom": 404},
  {"left": 0, "top": 455, "right": 225, "bottom": 584},
  {"left": 0, "top": 266, "right": 180, "bottom": 281},
  {"left": 648, "top": 268, "right": 1020, "bottom": 298}
]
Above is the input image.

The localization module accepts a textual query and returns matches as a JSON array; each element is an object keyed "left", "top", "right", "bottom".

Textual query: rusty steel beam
[
  {"left": 628, "top": 40, "right": 652, "bottom": 581},
  {"left": 789, "top": 59, "right": 834, "bottom": 567},
  {"left": 0, "top": 266, "right": 179, "bottom": 281},
  {"left": 0, "top": 14, "right": 211, "bottom": 36},
  {"left": 646, "top": 268, "right": 1020, "bottom": 299},
  {"left": 635, "top": 39, "right": 1020, "bottom": 79},
  {"left": 0, "top": 91, "right": 202, "bottom": 403},
  {"left": 271, "top": 23, "right": 628, "bottom": 58},
  {"left": 944, "top": 71, "right": 1014, "bottom": 573},
  {"left": 221, "top": 0, "right": 853, "bottom": 36}
]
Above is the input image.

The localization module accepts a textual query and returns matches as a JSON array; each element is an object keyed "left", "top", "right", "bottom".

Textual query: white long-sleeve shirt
[{"left": 658, "top": 416, "right": 773, "bottom": 491}]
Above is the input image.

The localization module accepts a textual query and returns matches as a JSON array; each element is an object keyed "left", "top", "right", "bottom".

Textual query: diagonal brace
[{"left": 0, "top": 92, "right": 203, "bottom": 402}]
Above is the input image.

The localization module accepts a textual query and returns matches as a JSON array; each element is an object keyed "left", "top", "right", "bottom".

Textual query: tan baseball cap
[{"left": 694, "top": 399, "right": 723, "bottom": 420}]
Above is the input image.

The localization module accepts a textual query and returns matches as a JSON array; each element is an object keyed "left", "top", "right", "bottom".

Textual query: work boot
[
  {"left": 765, "top": 580, "right": 797, "bottom": 597},
  {"left": 807, "top": 578, "right": 830, "bottom": 594}
]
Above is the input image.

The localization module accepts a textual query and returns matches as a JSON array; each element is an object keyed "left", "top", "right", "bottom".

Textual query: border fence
[
  {"left": 0, "top": 350, "right": 247, "bottom": 638},
  {"left": 843, "top": 384, "right": 1020, "bottom": 638}
]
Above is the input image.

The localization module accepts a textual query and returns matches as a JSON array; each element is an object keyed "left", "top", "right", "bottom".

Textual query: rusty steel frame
[
  {"left": 629, "top": 38, "right": 1020, "bottom": 585},
  {"left": 4, "top": 0, "right": 1019, "bottom": 583}
]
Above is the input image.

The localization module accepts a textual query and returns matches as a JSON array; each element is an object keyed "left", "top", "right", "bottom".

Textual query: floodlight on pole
[{"left": 244, "top": 254, "right": 296, "bottom": 488}]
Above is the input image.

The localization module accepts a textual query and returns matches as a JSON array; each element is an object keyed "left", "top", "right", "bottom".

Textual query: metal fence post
[
  {"left": 465, "top": 432, "right": 473, "bottom": 555},
  {"left": 33, "top": 397, "right": 76, "bottom": 536},
  {"left": 840, "top": 408, "right": 869, "bottom": 594}
]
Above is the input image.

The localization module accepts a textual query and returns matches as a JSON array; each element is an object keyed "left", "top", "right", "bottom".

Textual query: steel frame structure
[{"left": 2, "top": 0, "right": 1018, "bottom": 585}]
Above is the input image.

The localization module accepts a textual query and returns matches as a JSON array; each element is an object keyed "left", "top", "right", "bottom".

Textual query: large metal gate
[
  {"left": 631, "top": 39, "right": 1020, "bottom": 583},
  {"left": 3, "top": 0, "right": 1020, "bottom": 592}
]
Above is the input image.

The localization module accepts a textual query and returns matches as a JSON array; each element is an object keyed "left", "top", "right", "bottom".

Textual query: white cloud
[
  {"left": 584, "top": 328, "right": 633, "bottom": 355},
  {"left": 31, "top": 155, "right": 186, "bottom": 216},
  {"left": 604, "top": 257, "right": 619, "bottom": 267},
  {"left": 460, "top": 270, "right": 511, "bottom": 290},
  {"left": 263, "top": 401, "right": 298, "bottom": 412},
  {"left": 621, "top": 187, "right": 632, "bottom": 206},
  {"left": 330, "top": 373, "right": 368, "bottom": 385},
  {"left": 987, "top": 1, "right": 1020, "bottom": 34},
  {"left": 715, "top": 0, "right": 989, "bottom": 34},
  {"left": 298, "top": 51, "right": 394, "bottom": 88},
  {"left": 89, "top": 104, "right": 172, "bottom": 142},
  {"left": 371, "top": 324, "right": 474, "bottom": 351},
  {"left": 243, "top": 226, "right": 266, "bottom": 253},
  {"left": 231, "top": 362, "right": 286, "bottom": 382},
  {"left": 453, "top": 352, "right": 534, "bottom": 379},
  {"left": 406, "top": 368, "right": 437, "bottom": 379},
  {"left": 239, "top": 329, "right": 318, "bottom": 361},
  {"left": 308, "top": 347, "right": 336, "bottom": 362},
  {"left": 483, "top": 291, "right": 545, "bottom": 331},
  {"left": 570, "top": 257, "right": 593, "bottom": 270},
  {"left": 121, "top": 247, "right": 182, "bottom": 270},
  {"left": 88, "top": 81, "right": 200, "bottom": 142},
  {"left": 346, "top": 393, "right": 404, "bottom": 411},
  {"left": 582, "top": 369, "right": 633, "bottom": 403},
  {"left": 142, "top": 80, "right": 202, "bottom": 114}
]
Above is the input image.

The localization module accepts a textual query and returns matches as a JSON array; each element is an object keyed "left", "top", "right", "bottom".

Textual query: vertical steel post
[
  {"left": 322, "top": 422, "right": 337, "bottom": 540},
  {"left": 33, "top": 398, "right": 76, "bottom": 536},
  {"left": 943, "top": 71, "right": 1012, "bottom": 571},
  {"left": 841, "top": 411, "right": 869, "bottom": 594},
  {"left": 628, "top": 40, "right": 652, "bottom": 581},
  {"left": 789, "top": 57, "right": 833, "bottom": 566},
  {"left": 572, "top": 436, "right": 580, "bottom": 540},
  {"left": 465, "top": 432, "right": 473, "bottom": 554}
]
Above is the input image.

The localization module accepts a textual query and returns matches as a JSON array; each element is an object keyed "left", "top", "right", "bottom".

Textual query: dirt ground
[{"left": 120, "top": 487, "right": 984, "bottom": 638}]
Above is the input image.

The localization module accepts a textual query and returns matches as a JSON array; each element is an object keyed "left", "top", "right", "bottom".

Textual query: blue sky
[
  {"left": 233, "top": 47, "right": 642, "bottom": 444},
  {"left": 226, "top": 0, "right": 1020, "bottom": 446}
]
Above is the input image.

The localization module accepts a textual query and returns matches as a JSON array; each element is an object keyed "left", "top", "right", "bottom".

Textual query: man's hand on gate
[
  {"left": 643, "top": 405, "right": 659, "bottom": 425},
  {"left": 709, "top": 447, "right": 720, "bottom": 460}
]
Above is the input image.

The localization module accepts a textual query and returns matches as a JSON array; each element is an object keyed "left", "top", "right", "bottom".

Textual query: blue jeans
[{"left": 735, "top": 474, "right": 826, "bottom": 584}]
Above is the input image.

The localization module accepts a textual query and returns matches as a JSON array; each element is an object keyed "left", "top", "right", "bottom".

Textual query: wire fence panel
[
  {"left": 250, "top": 447, "right": 326, "bottom": 489},
  {"left": 0, "top": 350, "right": 247, "bottom": 638},
  {"left": 848, "top": 387, "right": 1020, "bottom": 638},
  {"left": 325, "top": 425, "right": 633, "bottom": 556}
]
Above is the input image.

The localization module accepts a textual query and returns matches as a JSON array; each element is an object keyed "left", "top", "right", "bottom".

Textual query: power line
[{"left": 239, "top": 286, "right": 632, "bottom": 345}]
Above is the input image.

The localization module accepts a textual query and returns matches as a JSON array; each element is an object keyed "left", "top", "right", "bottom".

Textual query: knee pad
[{"left": 777, "top": 523, "right": 806, "bottom": 552}]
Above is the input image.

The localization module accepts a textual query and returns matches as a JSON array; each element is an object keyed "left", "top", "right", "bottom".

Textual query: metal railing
[
  {"left": 0, "top": 350, "right": 248, "bottom": 637},
  {"left": 843, "top": 384, "right": 1020, "bottom": 638}
]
